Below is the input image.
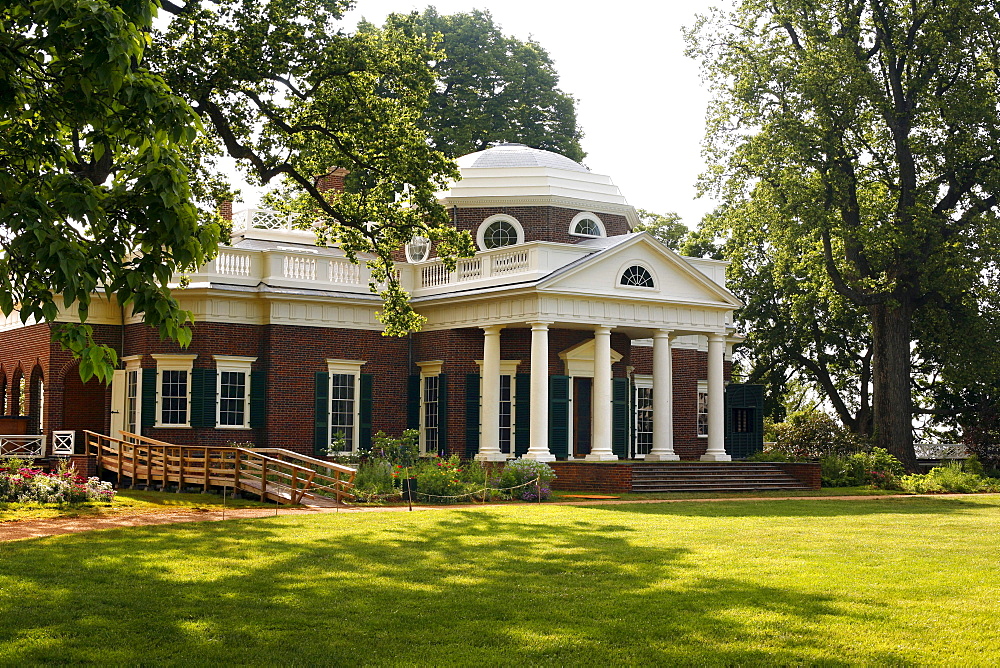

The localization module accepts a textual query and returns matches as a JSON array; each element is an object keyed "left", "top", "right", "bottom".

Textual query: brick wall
[
  {"left": 771, "top": 462, "right": 821, "bottom": 490},
  {"left": 453, "top": 206, "right": 631, "bottom": 248},
  {"left": 549, "top": 462, "right": 633, "bottom": 493}
]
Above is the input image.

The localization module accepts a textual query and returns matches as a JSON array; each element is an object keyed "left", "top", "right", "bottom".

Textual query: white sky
[{"left": 236, "top": 0, "right": 722, "bottom": 229}]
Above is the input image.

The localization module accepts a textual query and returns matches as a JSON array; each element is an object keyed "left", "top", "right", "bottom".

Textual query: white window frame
[
  {"left": 474, "top": 360, "right": 521, "bottom": 457},
  {"left": 697, "top": 380, "right": 709, "bottom": 438},
  {"left": 405, "top": 235, "right": 432, "bottom": 263},
  {"left": 327, "top": 359, "right": 364, "bottom": 453},
  {"left": 617, "top": 261, "right": 657, "bottom": 290},
  {"left": 568, "top": 211, "right": 607, "bottom": 238},
  {"left": 122, "top": 356, "right": 143, "bottom": 435},
  {"left": 152, "top": 354, "right": 197, "bottom": 428},
  {"left": 417, "top": 361, "right": 443, "bottom": 456},
  {"left": 634, "top": 374, "right": 653, "bottom": 458},
  {"left": 214, "top": 355, "right": 256, "bottom": 430},
  {"left": 476, "top": 214, "right": 524, "bottom": 250}
]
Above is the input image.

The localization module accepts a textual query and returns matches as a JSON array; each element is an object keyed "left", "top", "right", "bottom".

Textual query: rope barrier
[{"left": 411, "top": 476, "right": 547, "bottom": 501}]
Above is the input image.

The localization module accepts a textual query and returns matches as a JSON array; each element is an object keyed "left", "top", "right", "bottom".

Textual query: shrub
[
  {"left": 352, "top": 458, "right": 395, "bottom": 498},
  {"left": 498, "top": 459, "right": 556, "bottom": 501},
  {"left": 900, "top": 462, "right": 1000, "bottom": 494},
  {"left": 820, "top": 448, "right": 903, "bottom": 489},
  {"left": 370, "top": 430, "right": 419, "bottom": 468},
  {"left": 770, "top": 410, "right": 870, "bottom": 459},
  {"left": 413, "top": 456, "right": 469, "bottom": 502}
]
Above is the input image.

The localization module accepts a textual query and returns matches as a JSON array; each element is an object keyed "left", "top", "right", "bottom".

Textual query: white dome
[{"left": 456, "top": 143, "right": 590, "bottom": 173}]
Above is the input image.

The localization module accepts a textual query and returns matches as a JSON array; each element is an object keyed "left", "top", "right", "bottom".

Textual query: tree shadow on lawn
[
  {"left": 579, "top": 495, "right": 994, "bottom": 518},
  {"left": 0, "top": 509, "right": 917, "bottom": 666}
]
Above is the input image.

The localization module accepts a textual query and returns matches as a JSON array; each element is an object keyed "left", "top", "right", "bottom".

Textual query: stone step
[{"left": 628, "top": 462, "right": 810, "bottom": 493}]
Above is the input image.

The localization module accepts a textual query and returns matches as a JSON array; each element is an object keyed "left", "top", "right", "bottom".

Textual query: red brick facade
[{"left": 453, "top": 205, "right": 631, "bottom": 247}]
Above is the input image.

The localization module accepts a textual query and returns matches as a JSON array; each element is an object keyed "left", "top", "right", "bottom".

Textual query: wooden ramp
[{"left": 84, "top": 431, "right": 355, "bottom": 506}]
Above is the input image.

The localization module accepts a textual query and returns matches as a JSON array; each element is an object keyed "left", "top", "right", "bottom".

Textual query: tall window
[
  {"left": 499, "top": 375, "right": 512, "bottom": 454},
  {"left": 35, "top": 379, "right": 44, "bottom": 432},
  {"left": 215, "top": 356, "right": 256, "bottom": 429},
  {"left": 697, "top": 380, "right": 709, "bottom": 437},
  {"left": 423, "top": 375, "right": 439, "bottom": 455},
  {"left": 0, "top": 376, "right": 6, "bottom": 416},
  {"left": 634, "top": 378, "right": 653, "bottom": 456},
  {"left": 326, "top": 359, "right": 364, "bottom": 453},
  {"left": 161, "top": 371, "right": 188, "bottom": 425},
  {"left": 125, "top": 369, "right": 139, "bottom": 434},
  {"left": 152, "top": 354, "right": 197, "bottom": 427},
  {"left": 18, "top": 376, "right": 26, "bottom": 416},
  {"left": 330, "top": 374, "right": 356, "bottom": 451}
]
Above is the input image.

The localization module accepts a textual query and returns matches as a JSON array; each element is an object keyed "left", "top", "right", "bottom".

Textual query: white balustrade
[
  {"left": 52, "top": 430, "right": 75, "bottom": 456},
  {"left": 492, "top": 249, "right": 530, "bottom": 275},
  {"left": 216, "top": 251, "right": 254, "bottom": 277},
  {"left": 329, "top": 260, "right": 362, "bottom": 285},
  {"left": 233, "top": 208, "right": 300, "bottom": 230},
  {"left": 283, "top": 256, "right": 317, "bottom": 281},
  {"left": 421, "top": 263, "right": 453, "bottom": 287},
  {"left": 457, "top": 257, "right": 482, "bottom": 281},
  {"left": 0, "top": 435, "right": 46, "bottom": 457}
]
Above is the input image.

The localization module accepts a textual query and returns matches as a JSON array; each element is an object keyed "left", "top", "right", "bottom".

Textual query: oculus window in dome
[
  {"left": 405, "top": 236, "right": 431, "bottom": 263},
  {"left": 477, "top": 215, "right": 524, "bottom": 250},
  {"left": 620, "top": 265, "right": 655, "bottom": 288},
  {"left": 569, "top": 211, "right": 606, "bottom": 238}
]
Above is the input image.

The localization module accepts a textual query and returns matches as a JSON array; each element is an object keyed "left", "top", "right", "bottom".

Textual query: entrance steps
[{"left": 631, "top": 462, "right": 813, "bottom": 493}]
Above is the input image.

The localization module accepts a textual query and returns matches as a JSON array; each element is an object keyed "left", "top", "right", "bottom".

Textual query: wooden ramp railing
[{"left": 84, "top": 431, "right": 355, "bottom": 505}]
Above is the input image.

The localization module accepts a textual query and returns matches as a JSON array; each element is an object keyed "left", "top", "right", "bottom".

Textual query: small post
[
  {"left": 537, "top": 476, "right": 541, "bottom": 504},
  {"left": 222, "top": 485, "right": 226, "bottom": 522}
]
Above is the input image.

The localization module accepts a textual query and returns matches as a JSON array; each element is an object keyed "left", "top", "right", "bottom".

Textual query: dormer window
[
  {"left": 620, "top": 265, "right": 655, "bottom": 288},
  {"left": 569, "top": 212, "right": 606, "bottom": 238},
  {"left": 405, "top": 236, "right": 431, "bottom": 263},
  {"left": 477, "top": 215, "right": 524, "bottom": 250}
]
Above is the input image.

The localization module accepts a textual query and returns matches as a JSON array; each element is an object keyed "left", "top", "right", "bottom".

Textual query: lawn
[
  {"left": 0, "top": 489, "right": 275, "bottom": 523},
  {"left": 3, "top": 496, "right": 1000, "bottom": 665}
]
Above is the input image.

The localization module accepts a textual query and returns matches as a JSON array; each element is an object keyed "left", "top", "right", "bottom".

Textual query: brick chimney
[
  {"left": 315, "top": 167, "right": 350, "bottom": 195},
  {"left": 219, "top": 200, "right": 233, "bottom": 221}
]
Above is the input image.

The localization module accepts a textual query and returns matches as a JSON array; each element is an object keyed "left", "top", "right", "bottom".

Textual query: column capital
[
  {"left": 653, "top": 328, "right": 674, "bottom": 340},
  {"left": 594, "top": 325, "right": 613, "bottom": 335},
  {"left": 482, "top": 325, "right": 505, "bottom": 335},
  {"left": 707, "top": 332, "right": 726, "bottom": 343},
  {"left": 528, "top": 321, "right": 554, "bottom": 329}
]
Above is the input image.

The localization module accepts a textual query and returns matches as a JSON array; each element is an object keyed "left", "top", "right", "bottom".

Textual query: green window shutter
[
  {"left": 249, "top": 370, "right": 266, "bottom": 429},
  {"left": 725, "top": 384, "right": 766, "bottom": 459},
  {"left": 314, "top": 372, "right": 330, "bottom": 456},
  {"left": 514, "top": 373, "right": 531, "bottom": 457},
  {"left": 359, "top": 374, "right": 373, "bottom": 451},
  {"left": 548, "top": 375, "right": 570, "bottom": 459},
  {"left": 190, "top": 369, "right": 216, "bottom": 428},
  {"left": 612, "top": 377, "right": 630, "bottom": 459},
  {"left": 437, "top": 374, "right": 448, "bottom": 457},
  {"left": 465, "top": 373, "right": 481, "bottom": 459},
  {"left": 141, "top": 368, "right": 157, "bottom": 428},
  {"left": 406, "top": 375, "right": 421, "bottom": 430}
]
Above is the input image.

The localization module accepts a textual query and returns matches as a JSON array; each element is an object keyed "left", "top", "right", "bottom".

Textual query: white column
[
  {"left": 587, "top": 325, "right": 618, "bottom": 461},
  {"left": 646, "top": 329, "right": 679, "bottom": 461},
  {"left": 523, "top": 321, "right": 554, "bottom": 462},
  {"left": 475, "top": 325, "right": 507, "bottom": 462},
  {"left": 701, "top": 333, "right": 731, "bottom": 462}
]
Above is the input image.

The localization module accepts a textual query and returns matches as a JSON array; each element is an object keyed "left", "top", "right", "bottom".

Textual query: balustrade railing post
[{"left": 261, "top": 459, "right": 268, "bottom": 500}]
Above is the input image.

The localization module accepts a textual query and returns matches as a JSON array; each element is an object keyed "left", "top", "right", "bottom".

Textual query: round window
[
  {"left": 482, "top": 219, "right": 519, "bottom": 249},
  {"left": 405, "top": 236, "right": 431, "bottom": 263}
]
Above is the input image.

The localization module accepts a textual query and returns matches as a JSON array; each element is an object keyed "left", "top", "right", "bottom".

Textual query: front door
[{"left": 572, "top": 377, "right": 592, "bottom": 457}]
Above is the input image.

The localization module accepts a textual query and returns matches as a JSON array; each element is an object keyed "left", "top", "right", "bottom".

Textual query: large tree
[
  {"left": 689, "top": 0, "right": 1000, "bottom": 469},
  {"left": 404, "top": 7, "right": 585, "bottom": 161},
  {"left": 1, "top": 0, "right": 471, "bottom": 380}
]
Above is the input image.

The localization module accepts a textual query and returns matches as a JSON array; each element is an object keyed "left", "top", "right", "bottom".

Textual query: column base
[
  {"left": 474, "top": 452, "right": 508, "bottom": 462},
  {"left": 522, "top": 451, "right": 555, "bottom": 463},
  {"left": 700, "top": 452, "right": 732, "bottom": 462},
  {"left": 645, "top": 453, "right": 680, "bottom": 462},
  {"left": 585, "top": 452, "right": 619, "bottom": 461}
]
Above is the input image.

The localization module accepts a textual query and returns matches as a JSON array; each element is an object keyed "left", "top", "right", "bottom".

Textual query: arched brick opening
[
  {"left": 28, "top": 365, "right": 45, "bottom": 434},
  {"left": 10, "top": 367, "right": 25, "bottom": 417},
  {"left": 0, "top": 369, "right": 7, "bottom": 416},
  {"left": 60, "top": 362, "right": 109, "bottom": 437}
]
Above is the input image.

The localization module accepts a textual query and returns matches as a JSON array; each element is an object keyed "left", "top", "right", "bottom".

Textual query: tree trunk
[{"left": 870, "top": 301, "right": 918, "bottom": 471}]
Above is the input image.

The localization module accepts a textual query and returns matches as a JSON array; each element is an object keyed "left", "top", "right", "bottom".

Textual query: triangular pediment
[{"left": 538, "top": 234, "right": 742, "bottom": 308}]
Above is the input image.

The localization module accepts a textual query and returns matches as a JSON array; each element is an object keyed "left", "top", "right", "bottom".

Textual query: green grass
[
  {"left": 3, "top": 496, "right": 1000, "bottom": 664},
  {"left": 0, "top": 489, "right": 274, "bottom": 523},
  {"left": 551, "top": 485, "right": 895, "bottom": 501}
]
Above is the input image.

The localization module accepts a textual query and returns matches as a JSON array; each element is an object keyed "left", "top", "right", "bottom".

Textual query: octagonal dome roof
[{"left": 456, "top": 143, "right": 590, "bottom": 173}]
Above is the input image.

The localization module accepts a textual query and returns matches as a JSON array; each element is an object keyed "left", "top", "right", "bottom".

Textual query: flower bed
[{"left": 0, "top": 460, "right": 116, "bottom": 504}]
